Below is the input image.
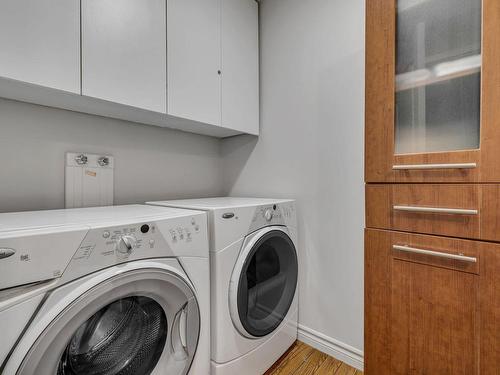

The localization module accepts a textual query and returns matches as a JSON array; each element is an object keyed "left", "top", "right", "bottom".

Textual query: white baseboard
[{"left": 297, "top": 324, "right": 364, "bottom": 371}]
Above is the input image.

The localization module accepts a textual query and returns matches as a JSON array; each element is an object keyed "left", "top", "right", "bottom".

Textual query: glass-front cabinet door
[{"left": 366, "top": 0, "right": 500, "bottom": 182}]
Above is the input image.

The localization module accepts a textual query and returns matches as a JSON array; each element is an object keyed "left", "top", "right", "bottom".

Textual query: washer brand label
[{"left": 0, "top": 248, "right": 15, "bottom": 259}]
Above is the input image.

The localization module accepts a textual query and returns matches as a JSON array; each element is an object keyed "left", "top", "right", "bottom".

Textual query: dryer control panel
[{"left": 249, "top": 201, "right": 296, "bottom": 232}]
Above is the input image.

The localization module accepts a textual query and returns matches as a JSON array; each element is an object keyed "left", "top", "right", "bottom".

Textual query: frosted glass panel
[{"left": 395, "top": 0, "right": 481, "bottom": 154}]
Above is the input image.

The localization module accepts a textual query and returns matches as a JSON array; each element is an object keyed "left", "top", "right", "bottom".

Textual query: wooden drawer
[
  {"left": 366, "top": 184, "right": 481, "bottom": 239},
  {"left": 365, "top": 229, "right": 499, "bottom": 375},
  {"left": 367, "top": 184, "right": 500, "bottom": 242}
]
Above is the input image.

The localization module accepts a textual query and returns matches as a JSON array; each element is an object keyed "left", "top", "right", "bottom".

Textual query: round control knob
[
  {"left": 116, "top": 235, "right": 136, "bottom": 256},
  {"left": 264, "top": 209, "right": 273, "bottom": 221}
]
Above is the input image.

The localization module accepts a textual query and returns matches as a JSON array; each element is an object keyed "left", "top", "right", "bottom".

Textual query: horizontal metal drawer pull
[
  {"left": 393, "top": 245, "right": 477, "bottom": 263},
  {"left": 393, "top": 205, "right": 478, "bottom": 215},
  {"left": 392, "top": 163, "right": 477, "bottom": 170}
]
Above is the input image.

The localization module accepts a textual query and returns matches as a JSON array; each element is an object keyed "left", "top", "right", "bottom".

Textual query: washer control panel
[{"left": 64, "top": 214, "right": 207, "bottom": 282}]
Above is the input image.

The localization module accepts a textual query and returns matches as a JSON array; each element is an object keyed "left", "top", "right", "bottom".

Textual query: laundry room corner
[{"left": 220, "top": 0, "right": 366, "bottom": 369}]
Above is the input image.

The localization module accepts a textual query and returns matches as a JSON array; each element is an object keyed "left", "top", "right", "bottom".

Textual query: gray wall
[
  {"left": 0, "top": 0, "right": 366, "bottom": 362},
  {"left": 221, "top": 0, "right": 365, "bottom": 357},
  {"left": 0, "top": 98, "right": 224, "bottom": 213}
]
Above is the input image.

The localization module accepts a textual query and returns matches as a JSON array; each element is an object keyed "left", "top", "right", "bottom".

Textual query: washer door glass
[
  {"left": 237, "top": 230, "right": 298, "bottom": 337},
  {"left": 58, "top": 296, "right": 167, "bottom": 375},
  {"left": 15, "top": 268, "right": 200, "bottom": 375}
]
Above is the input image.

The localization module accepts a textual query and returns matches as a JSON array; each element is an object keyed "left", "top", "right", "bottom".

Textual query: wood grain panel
[
  {"left": 479, "top": 184, "right": 500, "bottom": 242},
  {"left": 366, "top": 184, "right": 480, "bottom": 239},
  {"left": 480, "top": 0, "right": 500, "bottom": 182},
  {"left": 365, "top": 0, "right": 500, "bottom": 183},
  {"left": 364, "top": 229, "right": 391, "bottom": 374},
  {"left": 391, "top": 259, "right": 479, "bottom": 375},
  {"left": 365, "top": 229, "right": 485, "bottom": 375},
  {"left": 480, "top": 245, "right": 500, "bottom": 374},
  {"left": 365, "top": 0, "right": 395, "bottom": 182}
]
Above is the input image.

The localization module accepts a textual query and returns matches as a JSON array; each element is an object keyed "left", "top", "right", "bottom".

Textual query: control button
[
  {"left": 103, "top": 231, "right": 111, "bottom": 239},
  {"left": 149, "top": 239, "right": 155, "bottom": 247},
  {"left": 140, "top": 224, "right": 150, "bottom": 234},
  {"left": 195, "top": 225, "right": 200, "bottom": 232},
  {"left": 222, "top": 212, "right": 235, "bottom": 219},
  {"left": 0, "top": 248, "right": 15, "bottom": 259},
  {"left": 116, "top": 235, "right": 136, "bottom": 256},
  {"left": 191, "top": 218, "right": 196, "bottom": 225},
  {"left": 264, "top": 209, "right": 273, "bottom": 221},
  {"left": 187, "top": 232, "right": 192, "bottom": 240}
]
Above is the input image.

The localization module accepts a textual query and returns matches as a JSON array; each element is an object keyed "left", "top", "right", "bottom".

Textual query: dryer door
[
  {"left": 14, "top": 267, "right": 200, "bottom": 375},
  {"left": 230, "top": 227, "right": 298, "bottom": 338}
]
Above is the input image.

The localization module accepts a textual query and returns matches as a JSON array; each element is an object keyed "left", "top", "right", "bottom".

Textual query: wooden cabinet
[
  {"left": 365, "top": 0, "right": 500, "bottom": 183},
  {"left": 82, "top": 0, "right": 167, "bottom": 113},
  {"left": 365, "top": 229, "right": 500, "bottom": 375},
  {"left": 168, "top": 0, "right": 259, "bottom": 135},
  {"left": 366, "top": 1, "right": 500, "bottom": 373},
  {"left": 0, "top": 0, "right": 80, "bottom": 93}
]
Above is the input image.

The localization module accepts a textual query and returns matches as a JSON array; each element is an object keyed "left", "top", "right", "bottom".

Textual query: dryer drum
[{"left": 57, "top": 296, "right": 167, "bottom": 375}]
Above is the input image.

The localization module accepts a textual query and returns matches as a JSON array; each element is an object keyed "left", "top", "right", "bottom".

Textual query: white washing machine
[
  {"left": 0, "top": 205, "right": 210, "bottom": 375},
  {"left": 147, "top": 198, "right": 298, "bottom": 375}
]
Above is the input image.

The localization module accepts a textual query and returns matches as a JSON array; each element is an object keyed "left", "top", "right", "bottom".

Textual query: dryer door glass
[
  {"left": 57, "top": 296, "right": 167, "bottom": 375},
  {"left": 237, "top": 230, "right": 298, "bottom": 337}
]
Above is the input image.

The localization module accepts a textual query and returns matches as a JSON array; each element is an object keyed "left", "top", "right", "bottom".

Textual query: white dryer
[
  {"left": 0, "top": 205, "right": 210, "bottom": 375},
  {"left": 147, "top": 198, "right": 298, "bottom": 375}
]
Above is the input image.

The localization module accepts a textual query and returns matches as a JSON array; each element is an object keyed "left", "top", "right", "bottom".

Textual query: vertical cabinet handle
[{"left": 393, "top": 245, "right": 477, "bottom": 263}]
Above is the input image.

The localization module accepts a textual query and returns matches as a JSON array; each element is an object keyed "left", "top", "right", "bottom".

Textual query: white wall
[
  {"left": 0, "top": 98, "right": 223, "bottom": 213},
  {"left": 221, "top": 0, "right": 365, "bottom": 366}
]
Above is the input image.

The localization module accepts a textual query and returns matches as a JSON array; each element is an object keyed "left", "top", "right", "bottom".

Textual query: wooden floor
[{"left": 265, "top": 341, "right": 363, "bottom": 375}]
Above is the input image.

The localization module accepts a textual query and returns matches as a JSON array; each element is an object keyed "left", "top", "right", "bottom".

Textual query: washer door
[
  {"left": 16, "top": 268, "right": 200, "bottom": 375},
  {"left": 230, "top": 227, "right": 298, "bottom": 338}
]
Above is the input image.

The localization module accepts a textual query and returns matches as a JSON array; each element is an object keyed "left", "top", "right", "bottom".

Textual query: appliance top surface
[
  {"left": 0, "top": 205, "right": 204, "bottom": 232},
  {"left": 147, "top": 197, "right": 294, "bottom": 211}
]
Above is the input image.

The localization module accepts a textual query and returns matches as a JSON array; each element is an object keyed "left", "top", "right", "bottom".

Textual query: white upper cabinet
[
  {"left": 0, "top": 0, "right": 80, "bottom": 93},
  {"left": 221, "top": 0, "right": 259, "bottom": 135},
  {"left": 82, "top": 0, "right": 167, "bottom": 113},
  {"left": 0, "top": 0, "right": 258, "bottom": 137},
  {"left": 167, "top": 0, "right": 221, "bottom": 126},
  {"left": 168, "top": 0, "right": 259, "bottom": 135}
]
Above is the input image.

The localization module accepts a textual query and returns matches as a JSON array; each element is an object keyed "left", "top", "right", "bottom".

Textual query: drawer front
[
  {"left": 388, "top": 230, "right": 480, "bottom": 275},
  {"left": 366, "top": 184, "right": 481, "bottom": 240}
]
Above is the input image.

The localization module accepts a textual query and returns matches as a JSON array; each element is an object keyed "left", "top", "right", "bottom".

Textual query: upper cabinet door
[
  {"left": 0, "top": 0, "right": 80, "bottom": 93},
  {"left": 221, "top": 0, "right": 259, "bottom": 135},
  {"left": 167, "top": 0, "right": 221, "bottom": 126},
  {"left": 366, "top": 0, "right": 500, "bottom": 182},
  {"left": 82, "top": 0, "right": 167, "bottom": 113}
]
